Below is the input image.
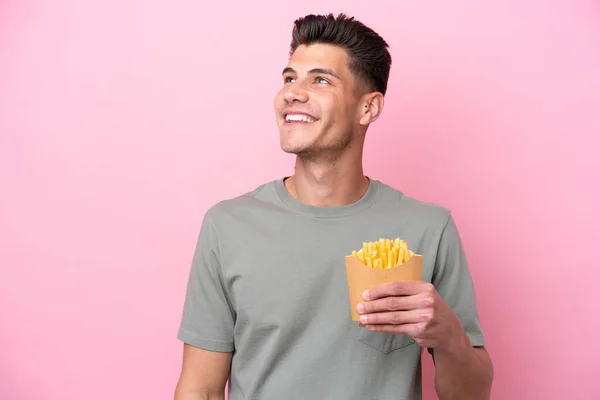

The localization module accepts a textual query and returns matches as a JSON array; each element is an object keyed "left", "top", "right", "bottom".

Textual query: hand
[{"left": 356, "top": 281, "right": 466, "bottom": 350}]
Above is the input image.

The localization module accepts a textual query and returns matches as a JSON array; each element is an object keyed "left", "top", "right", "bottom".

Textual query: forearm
[
  {"left": 174, "top": 345, "right": 231, "bottom": 400},
  {"left": 174, "top": 387, "right": 225, "bottom": 400},
  {"left": 433, "top": 332, "right": 493, "bottom": 400}
]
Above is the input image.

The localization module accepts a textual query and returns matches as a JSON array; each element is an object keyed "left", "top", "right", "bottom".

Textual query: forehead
[{"left": 287, "top": 43, "right": 351, "bottom": 76}]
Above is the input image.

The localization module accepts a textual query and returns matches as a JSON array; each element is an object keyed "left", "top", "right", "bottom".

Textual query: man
[{"left": 174, "top": 13, "right": 493, "bottom": 400}]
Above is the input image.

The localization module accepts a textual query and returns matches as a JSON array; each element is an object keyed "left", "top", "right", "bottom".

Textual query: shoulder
[
  {"left": 202, "top": 180, "right": 279, "bottom": 224},
  {"left": 373, "top": 180, "right": 452, "bottom": 230}
]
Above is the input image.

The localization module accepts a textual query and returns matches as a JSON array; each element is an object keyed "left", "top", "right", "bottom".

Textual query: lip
[
  {"left": 283, "top": 110, "right": 317, "bottom": 118},
  {"left": 282, "top": 110, "right": 318, "bottom": 123}
]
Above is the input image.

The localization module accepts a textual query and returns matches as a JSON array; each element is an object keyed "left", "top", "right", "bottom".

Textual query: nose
[{"left": 283, "top": 82, "right": 309, "bottom": 104}]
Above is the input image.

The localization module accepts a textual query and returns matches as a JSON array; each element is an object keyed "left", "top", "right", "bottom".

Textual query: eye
[
  {"left": 284, "top": 76, "right": 295, "bottom": 84},
  {"left": 315, "top": 77, "right": 329, "bottom": 84}
]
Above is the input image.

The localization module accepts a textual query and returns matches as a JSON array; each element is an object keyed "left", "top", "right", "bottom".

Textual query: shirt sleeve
[
  {"left": 431, "top": 213, "right": 486, "bottom": 348},
  {"left": 177, "top": 210, "right": 236, "bottom": 352}
]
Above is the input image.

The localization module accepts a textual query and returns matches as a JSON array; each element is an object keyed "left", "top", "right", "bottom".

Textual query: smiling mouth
[{"left": 284, "top": 113, "right": 317, "bottom": 124}]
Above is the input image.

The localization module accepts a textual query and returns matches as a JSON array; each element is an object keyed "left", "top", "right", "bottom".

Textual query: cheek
[
  {"left": 322, "top": 94, "right": 353, "bottom": 121},
  {"left": 318, "top": 97, "right": 337, "bottom": 120},
  {"left": 274, "top": 91, "right": 285, "bottom": 110}
]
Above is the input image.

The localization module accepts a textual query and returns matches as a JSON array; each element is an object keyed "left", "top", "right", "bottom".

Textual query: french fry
[
  {"left": 345, "top": 239, "right": 423, "bottom": 322},
  {"left": 351, "top": 238, "right": 414, "bottom": 269}
]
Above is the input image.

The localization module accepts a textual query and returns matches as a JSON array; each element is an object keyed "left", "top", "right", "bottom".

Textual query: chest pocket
[{"left": 358, "top": 327, "right": 416, "bottom": 354}]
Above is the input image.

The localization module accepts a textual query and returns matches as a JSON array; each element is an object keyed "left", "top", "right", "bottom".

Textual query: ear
[{"left": 359, "top": 92, "right": 384, "bottom": 126}]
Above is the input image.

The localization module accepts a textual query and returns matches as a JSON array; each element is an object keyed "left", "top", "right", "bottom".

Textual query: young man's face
[{"left": 274, "top": 43, "right": 367, "bottom": 160}]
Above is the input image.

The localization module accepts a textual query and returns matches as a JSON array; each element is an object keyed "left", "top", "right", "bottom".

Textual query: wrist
[{"left": 436, "top": 326, "right": 471, "bottom": 359}]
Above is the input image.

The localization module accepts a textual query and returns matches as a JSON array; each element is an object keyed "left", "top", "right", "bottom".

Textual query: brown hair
[{"left": 290, "top": 13, "right": 392, "bottom": 95}]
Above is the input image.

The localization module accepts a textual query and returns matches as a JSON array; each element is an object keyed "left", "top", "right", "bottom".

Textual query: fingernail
[
  {"left": 362, "top": 290, "right": 370, "bottom": 300},
  {"left": 356, "top": 303, "right": 365, "bottom": 313},
  {"left": 360, "top": 315, "right": 368, "bottom": 323}
]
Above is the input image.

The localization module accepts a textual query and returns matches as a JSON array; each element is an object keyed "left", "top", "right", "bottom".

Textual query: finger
[
  {"left": 359, "top": 309, "right": 429, "bottom": 326},
  {"left": 363, "top": 281, "right": 430, "bottom": 300},
  {"left": 364, "top": 322, "right": 423, "bottom": 336},
  {"left": 358, "top": 292, "right": 427, "bottom": 314}
]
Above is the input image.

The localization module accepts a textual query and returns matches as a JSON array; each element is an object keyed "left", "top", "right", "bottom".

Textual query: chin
[
  {"left": 279, "top": 133, "right": 307, "bottom": 154},
  {"left": 279, "top": 137, "right": 313, "bottom": 154},
  {"left": 280, "top": 142, "right": 304, "bottom": 155},
  {"left": 278, "top": 123, "right": 324, "bottom": 155}
]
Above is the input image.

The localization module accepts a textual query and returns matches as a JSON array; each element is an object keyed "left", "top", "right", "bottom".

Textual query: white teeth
[{"left": 285, "top": 114, "right": 315, "bottom": 123}]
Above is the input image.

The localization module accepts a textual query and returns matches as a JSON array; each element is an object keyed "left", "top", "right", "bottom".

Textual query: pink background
[{"left": 1, "top": 1, "right": 599, "bottom": 399}]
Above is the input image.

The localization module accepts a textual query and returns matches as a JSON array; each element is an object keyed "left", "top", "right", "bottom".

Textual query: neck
[{"left": 285, "top": 148, "right": 369, "bottom": 207}]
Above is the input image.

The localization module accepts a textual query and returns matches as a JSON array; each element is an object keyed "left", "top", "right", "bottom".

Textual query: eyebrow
[{"left": 282, "top": 67, "right": 340, "bottom": 80}]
